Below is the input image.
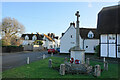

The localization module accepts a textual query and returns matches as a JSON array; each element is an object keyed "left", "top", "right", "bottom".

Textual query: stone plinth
[
  {"left": 71, "top": 49, "right": 85, "bottom": 64},
  {"left": 64, "top": 62, "right": 93, "bottom": 74}
]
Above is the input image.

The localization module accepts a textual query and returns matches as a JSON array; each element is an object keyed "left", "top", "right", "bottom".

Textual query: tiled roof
[
  {"left": 21, "top": 34, "right": 43, "bottom": 40},
  {"left": 61, "top": 27, "right": 99, "bottom": 39},
  {"left": 79, "top": 28, "right": 99, "bottom": 39},
  {"left": 43, "top": 34, "right": 55, "bottom": 42}
]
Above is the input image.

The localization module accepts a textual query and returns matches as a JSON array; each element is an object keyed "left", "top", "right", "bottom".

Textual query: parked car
[
  {"left": 56, "top": 48, "right": 60, "bottom": 53},
  {"left": 48, "top": 48, "right": 56, "bottom": 54}
]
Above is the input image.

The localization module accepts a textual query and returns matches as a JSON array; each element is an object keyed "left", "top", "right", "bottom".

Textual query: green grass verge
[{"left": 2, "top": 57, "right": 119, "bottom": 78}]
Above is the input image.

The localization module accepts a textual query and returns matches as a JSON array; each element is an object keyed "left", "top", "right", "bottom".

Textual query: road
[{"left": 2, "top": 51, "right": 51, "bottom": 71}]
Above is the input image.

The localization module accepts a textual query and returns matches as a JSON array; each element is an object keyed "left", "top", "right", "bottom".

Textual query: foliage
[
  {"left": 33, "top": 40, "right": 43, "bottom": 45},
  {"left": 2, "top": 57, "right": 118, "bottom": 78},
  {"left": 0, "top": 17, "right": 25, "bottom": 46},
  {"left": 2, "top": 45, "right": 22, "bottom": 47},
  {"left": 95, "top": 45, "right": 100, "bottom": 57}
]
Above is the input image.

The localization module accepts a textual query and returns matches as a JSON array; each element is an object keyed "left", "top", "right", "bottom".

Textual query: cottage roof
[
  {"left": 97, "top": 5, "right": 120, "bottom": 34},
  {"left": 21, "top": 34, "right": 43, "bottom": 40},
  {"left": 43, "top": 34, "right": 55, "bottom": 42},
  {"left": 79, "top": 28, "right": 99, "bottom": 39},
  {"left": 61, "top": 27, "right": 99, "bottom": 39}
]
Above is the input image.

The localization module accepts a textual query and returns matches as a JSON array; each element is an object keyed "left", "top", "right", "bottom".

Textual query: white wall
[
  {"left": 100, "top": 34, "right": 120, "bottom": 58},
  {"left": 101, "top": 35, "right": 107, "bottom": 43},
  {"left": 60, "top": 25, "right": 99, "bottom": 53},
  {"left": 22, "top": 40, "right": 34, "bottom": 45},
  {"left": 60, "top": 25, "right": 76, "bottom": 53},
  {"left": 109, "top": 44, "right": 116, "bottom": 58},
  {"left": 117, "top": 34, "right": 120, "bottom": 58},
  {"left": 101, "top": 44, "right": 108, "bottom": 57},
  {"left": 84, "top": 39, "right": 99, "bottom": 53},
  {"left": 117, "top": 34, "right": 120, "bottom": 44},
  {"left": 54, "top": 38, "right": 60, "bottom": 48}
]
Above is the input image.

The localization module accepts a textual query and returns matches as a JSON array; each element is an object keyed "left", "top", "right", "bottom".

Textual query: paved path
[{"left": 2, "top": 51, "right": 50, "bottom": 71}]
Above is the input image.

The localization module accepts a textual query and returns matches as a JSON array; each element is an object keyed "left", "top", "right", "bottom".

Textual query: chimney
[
  {"left": 36, "top": 32, "right": 39, "bottom": 34},
  {"left": 48, "top": 33, "right": 50, "bottom": 36},
  {"left": 62, "top": 33, "right": 65, "bottom": 36},
  {"left": 70, "top": 22, "right": 75, "bottom": 27},
  {"left": 72, "top": 22, "right": 75, "bottom": 27},
  {"left": 70, "top": 22, "right": 73, "bottom": 26}
]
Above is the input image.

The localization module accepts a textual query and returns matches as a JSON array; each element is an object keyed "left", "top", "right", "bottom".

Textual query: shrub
[
  {"left": 33, "top": 40, "right": 43, "bottom": 45},
  {"left": 95, "top": 45, "right": 100, "bottom": 57}
]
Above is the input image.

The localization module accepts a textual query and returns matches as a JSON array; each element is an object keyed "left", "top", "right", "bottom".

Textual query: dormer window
[
  {"left": 32, "top": 35, "right": 37, "bottom": 40},
  {"left": 88, "top": 31, "right": 94, "bottom": 38},
  {"left": 25, "top": 35, "right": 29, "bottom": 40}
]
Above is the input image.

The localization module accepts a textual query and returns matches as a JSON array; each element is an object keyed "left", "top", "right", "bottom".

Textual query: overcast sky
[{"left": 2, "top": 2, "right": 118, "bottom": 37}]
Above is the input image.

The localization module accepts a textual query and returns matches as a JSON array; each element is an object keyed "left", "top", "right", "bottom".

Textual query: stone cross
[{"left": 75, "top": 11, "right": 80, "bottom": 50}]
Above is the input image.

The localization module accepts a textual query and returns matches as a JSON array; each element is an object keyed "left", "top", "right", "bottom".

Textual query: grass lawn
[{"left": 2, "top": 57, "right": 119, "bottom": 79}]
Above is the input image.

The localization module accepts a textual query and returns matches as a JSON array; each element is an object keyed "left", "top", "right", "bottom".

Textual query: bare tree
[{"left": 1, "top": 17, "right": 25, "bottom": 46}]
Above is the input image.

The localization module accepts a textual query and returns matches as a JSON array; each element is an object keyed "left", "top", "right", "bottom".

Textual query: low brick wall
[
  {"left": 2, "top": 46, "right": 24, "bottom": 53},
  {"left": 33, "top": 45, "right": 44, "bottom": 51}
]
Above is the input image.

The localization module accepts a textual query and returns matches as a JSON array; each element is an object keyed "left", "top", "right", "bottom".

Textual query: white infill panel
[
  {"left": 101, "top": 44, "right": 107, "bottom": 57},
  {"left": 101, "top": 35, "right": 107, "bottom": 43},
  {"left": 109, "top": 44, "right": 116, "bottom": 58}
]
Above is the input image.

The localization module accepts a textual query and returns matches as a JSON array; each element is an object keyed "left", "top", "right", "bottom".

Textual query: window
[
  {"left": 71, "top": 35, "right": 72, "bottom": 38},
  {"left": 32, "top": 35, "right": 37, "bottom": 40},
  {"left": 108, "top": 34, "right": 116, "bottom": 40},
  {"left": 94, "top": 46, "right": 96, "bottom": 50},
  {"left": 86, "top": 46, "right": 88, "bottom": 48},
  {"left": 25, "top": 35, "right": 29, "bottom": 40},
  {"left": 88, "top": 34, "right": 93, "bottom": 38},
  {"left": 88, "top": 31, "right": 94, "bottom": 38},
  {"left": 118, "top": 47, "right": 120, "bottom": 52}
]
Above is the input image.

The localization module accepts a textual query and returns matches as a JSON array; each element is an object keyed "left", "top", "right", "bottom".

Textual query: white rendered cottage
[
  {"left": 21, "top": 33, "right": 60, "bottom": 49},
  {"left": 60, "top": 23, "right": 99, "bottom": 54},
  {"left": 97, "top": 5, "right": 120, "bottom": 58},
  {"left": 42, "top": 33, "right": 60, "bottom": 49},
  {"left": 21, "top": 33, "right": 43, "bottom": 45}
]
